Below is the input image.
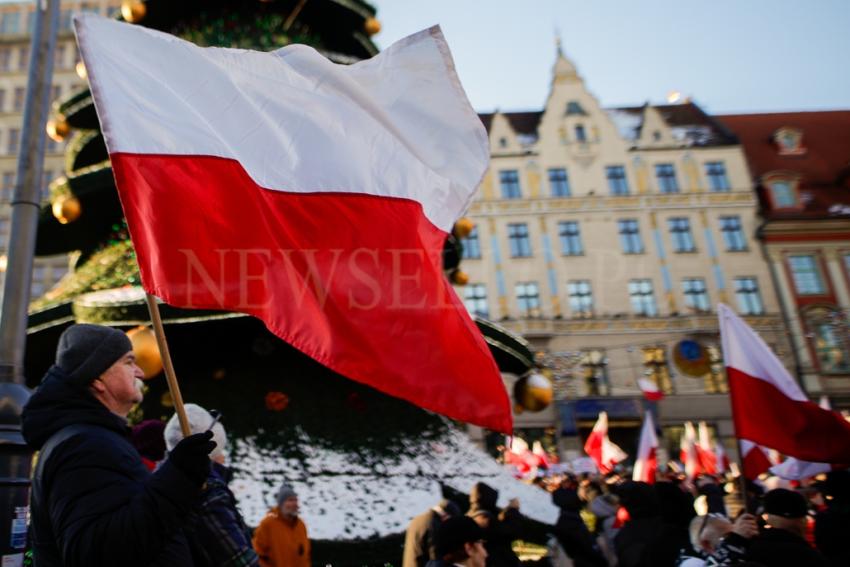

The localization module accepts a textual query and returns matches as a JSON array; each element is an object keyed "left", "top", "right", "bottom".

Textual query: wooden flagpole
[{"left": 145, "top": 293, "right": 191, "bottom": 437}]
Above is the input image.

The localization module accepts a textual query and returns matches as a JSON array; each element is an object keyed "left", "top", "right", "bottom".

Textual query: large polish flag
[
  {"left": 75, "top": 15, "right": 512, "bottom": 432},
  {"left": 718, "top": 304, "right": 850, "bottom": 463},
  {"left": 632, "top": 411, "right": 658, "bottom": 483},
  {"left": 584, "top": 412, "right": 627, "bottom": 474}
]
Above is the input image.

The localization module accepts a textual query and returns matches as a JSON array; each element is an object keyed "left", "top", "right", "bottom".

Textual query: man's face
[
  {"left": 280, "top": 496, "right": 299, "bottom": 519},
  {"left": 92, "top": 352, "right": 144, "bottom": 417},
  {"left": 465, "top": 540, "right": 487, "bottom": 567}
]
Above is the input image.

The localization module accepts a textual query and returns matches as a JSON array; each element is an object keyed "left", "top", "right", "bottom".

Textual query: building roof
[
  {"left": 478, "top": 102, "right": 738, "bottom": 147},
  {"left": 719, "top": 111, "right": 850, "bottom": 219}
]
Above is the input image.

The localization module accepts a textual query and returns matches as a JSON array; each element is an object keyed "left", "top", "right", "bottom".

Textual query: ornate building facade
[
  {"left": 462, "top": 48, "right": 790, "bottom": 459},
  {"left": 720, "top": 111, "right": 850, "bottom": 409}
]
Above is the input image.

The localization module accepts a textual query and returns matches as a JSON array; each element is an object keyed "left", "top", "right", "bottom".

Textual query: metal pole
[{"left": 0, "top": 0, "right": 60, "bottom": 562}]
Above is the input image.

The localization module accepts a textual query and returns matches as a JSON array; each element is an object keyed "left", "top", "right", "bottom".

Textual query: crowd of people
[
  {"left": 404, "top": 470, "right": 850, "bottom": 567},
  {"left": 19, "top": 323, "right": 850, "bottom": 567}
]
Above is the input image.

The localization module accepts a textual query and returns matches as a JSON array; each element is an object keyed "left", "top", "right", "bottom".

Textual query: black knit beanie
[{"left": 56, "top": 324, "right": 133, "bottom": 387}]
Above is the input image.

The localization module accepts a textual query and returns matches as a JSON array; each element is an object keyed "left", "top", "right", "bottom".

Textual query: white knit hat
[{"left": 164, "top": 403, "right": 227, "bottom": 460}]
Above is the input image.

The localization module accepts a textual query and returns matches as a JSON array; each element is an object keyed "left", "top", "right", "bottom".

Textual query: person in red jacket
[{"left": 252, "top": 484, "right": 310, "bottom": 567}]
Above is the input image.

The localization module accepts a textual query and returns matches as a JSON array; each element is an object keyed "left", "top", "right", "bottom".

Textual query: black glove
[{"left": 168, "top": 430, "right": 216, "bottom": 485}]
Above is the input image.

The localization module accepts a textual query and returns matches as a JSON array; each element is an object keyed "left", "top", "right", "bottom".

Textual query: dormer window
[
  {"left": 575, "top": 124, "right": 587, "bottom": 142},
  {"left": 565, "top": 101, "right": 587, "bottom": 116},
  {"left": 499, "top": 137, "right": 508, "bottom": 149},
  {"left": 773, "top": 127, "right": 805, "bottom": 155},
  {"left": 652, "top": 131, "right": 661, "bottom": 142},
  {"left": 763, "top": 172, "right": 802, "bottom": 209}
]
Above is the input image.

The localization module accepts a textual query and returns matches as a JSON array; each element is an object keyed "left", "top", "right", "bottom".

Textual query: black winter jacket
[{"left": 22, "top": 366, "right": 201, "bottom": 567}]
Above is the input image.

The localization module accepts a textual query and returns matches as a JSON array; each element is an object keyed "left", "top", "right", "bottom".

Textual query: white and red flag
[
  {"left": 718, "top": 304, "right": 850, "bottom": 464},
  {"left": 769, "top": 396, "right": 846, "bottom": 480},
  {"left": 637, "top": 378, "right": 664, "bottom": 402},
  {"left": 584, "top": 412, "right": 627, "bottom": 474},
  {"left": 633, "top": 411, "right": 658, "bottom": 483},
  {"left": 680, "top": 421, "right": 700, "bottom": 479},
  {"left": 715, "top": 438, "right": 730, "bottom": 475},
  {"left": 697, "top": 421, "right": 718, "bottom": 475},
  {"left": 740, "top": 441, "right": 773, "bottom": 479},
  {"left": 75, "top": 15, "right": 512, "bottom": 431}
]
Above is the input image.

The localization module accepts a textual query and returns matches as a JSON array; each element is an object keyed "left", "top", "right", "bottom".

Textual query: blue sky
[{"left": 375, "top": 0, "right": 850, "bottom": 115}]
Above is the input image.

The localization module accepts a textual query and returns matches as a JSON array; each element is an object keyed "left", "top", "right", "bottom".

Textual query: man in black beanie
[{"left": 22, "top": 323, "right": 216, "bottom": 567}]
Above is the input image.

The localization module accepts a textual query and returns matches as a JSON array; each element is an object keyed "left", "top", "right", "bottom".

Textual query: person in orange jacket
[{"left": 252, "top": 484, "right": 310, "bottom": 567}]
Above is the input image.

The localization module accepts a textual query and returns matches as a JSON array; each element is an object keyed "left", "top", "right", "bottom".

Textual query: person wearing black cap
[
  {"left": 427, "top": 516, "right": 487, "bottom": 567},
  {"left": 22, "top": 323, "right": 217, "bottom": 566},
  {"left": 743, "top": 488, "right": 828, "bottom": 567},
  {"left": 402, "top": 498, "right": 461, "bottom": 567}
]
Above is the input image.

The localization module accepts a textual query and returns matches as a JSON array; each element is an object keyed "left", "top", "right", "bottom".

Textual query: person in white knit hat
[{"left": 165, "top": 404, "right": 259, "bottom": 567}]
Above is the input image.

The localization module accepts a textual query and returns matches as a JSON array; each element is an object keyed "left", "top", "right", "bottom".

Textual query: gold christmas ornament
[
  {"left": 51, "top": 195, "right": 81, "bottom": 224},
  {"left": 453, "top": 217, "right": 475, "bottom": 239},
  {"left": 75, "top": 60, "right": 87, "bottom": 80},
  {"left": 451, "top": 269, "right": 469, "bottom": 286},
  {"left": 513, "top": 372, "right": 553, "bottom": 412},
  {"left": 46, "top": 118, "right": 70, "bottom": 142},
  {"left": 121, "top": 0, "right": 147, "bottom": 23},
  {"left": 364, "top": 17, "right": 381, "bottom": 36},
  {"left": 126, "top": 325, "right": 164, "bottom": 379}
]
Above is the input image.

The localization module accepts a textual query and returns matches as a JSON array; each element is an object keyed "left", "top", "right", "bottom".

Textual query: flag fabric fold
[
  {"left": 680, "top": 421, "right": 700, "bottom": 479},
  {"left": 584, "top": 412, "right": 627, "bottom": 474},
  {"left": 697, "top": 421, "right": 718, "bottom": 475},
  {"left": 637, "top": 378, "right": 664, "bottom": 402},
  {"left": 75, "top": 14, "right": 512, "bottom": 432},
  {"left": 718, "top": 304, "right": 850, "bottom": 463},
  {"left": 633, "top": 411, "right": 658, "bottom": 483}
]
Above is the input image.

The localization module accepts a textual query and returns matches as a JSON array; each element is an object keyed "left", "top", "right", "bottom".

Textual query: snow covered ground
[{"left": 229, "top": 426, "right": 559, "bottom": 540}]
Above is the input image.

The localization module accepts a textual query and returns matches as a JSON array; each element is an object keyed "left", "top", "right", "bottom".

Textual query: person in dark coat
[
  {"left": 467, "top": 482, "right": 522, "bottom": 567},
  {"left": 814, "top": 470, "right": 850, "bottom": 567},
  {"left": 22, "top": 324, "right": 216, "bottom": 567},
  {"left": 403, "top": 499, "right": 461, "bottom": 567},
  {"left": 613, "top": 481, "right": 687, "bottom": 567},
  {"left": 743, "top": 488, "right": 828, "bottom": 567},
  {"left": 551, "top": 488, "right": 607, "bottom": 567},
  {"left": 426, "top": 516, "right": 487, "bottom": 567}
]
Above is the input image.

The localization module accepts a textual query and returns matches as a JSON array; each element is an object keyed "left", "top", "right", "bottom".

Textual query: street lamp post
[{"left": 0, "top": 0, "right": 60, "bottom": 562}]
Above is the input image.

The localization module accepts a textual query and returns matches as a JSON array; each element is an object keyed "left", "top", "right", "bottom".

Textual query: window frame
[
  {"left": 628, "top": 278, "right": 657, "bottom": 316},
  {"left": 606, "top": 165, "right": 630, "bottom": 196},
  {"left": 567, "top": 280, "right": 593, "bottom": 317},
  {"left": 787, "top": 254, "right": 827, "bottom": 296},
  {"left": 548, "top": 167, "right": 571, "bottom": 197},
  {"left": 655, "top": 163, "right": 680, "bottom": 194},
  {"left": 515, "top": 281, "right": 541, "bottom": 318},
  {"left": 705, "top": 161, "right": 731, "bottom": 192},
  {"left": 463, "top": 283, "right": 489, "bottom": 319},
  {"left": 618, "top": 219, "right": 644, "bottom": 254},
  {"left": 507, "top": 223, "right": 532, "bottom": 258},
  {"left": 734, "top": 277, "right": 764, "bottom": 315},
  {"left": 461, "top": 226, "right": 481, "bottom": 259},
  {"left": 558, "top": 220, "right": 583, "bottom": 256},
  {"left": 682, "top": 277, "right": 710, "bottom": 312},
  {"left": 499, "top": 169, "right": 522, "bottom": 199},
  {"left": 719, "top": 215, "right": 747, "bottom": 252},
  {"left": 668, "top": 217, "right": 696, "bottom": 253}
]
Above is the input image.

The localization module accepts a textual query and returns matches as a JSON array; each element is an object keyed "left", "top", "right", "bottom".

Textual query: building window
[
  {"left": 461, "top": 227, "right": 481, "bottom": 259},
  {"left": 574, "top": 124, "right": 587, "bottom": 143},
  {"left": 0, "top": 48, "right": 10, "bottom": 72},
  {"left": 618, "top": 219, "right": 643, "bottom": 254},
  {"left": 734, "top": 277, "right": 764, "bottom": 315},
  {"left": 499, "top": 169, "right": 521, "bottom": 199},
  {"left": 463, "top": 283, "right": 489, "bottom": 319},
  {"left": 548, "top": 168, "right": 570, "bottom": 197},
  {"left": 668, "top": 217, "right": 696, "bottom": 252},
  {"left": 7, "top": 128, "right": 19, "bottom": 155},
  {"left": 643, "top": 346, "right": 674, "bottom": 394},
  {"left": 720, "top": 216, "right": 747, "bottom": 251},
  {"left": 580, "top": 349, "right": 609, "bottom": 396},
  {"left": 565, "top": 101, "right": 587, "bottom": 116},
  {"left": 567, "top": 280, "right": 593, "bottom": 316},
  {"left": 705, "top": 161, "right": 730, "bottom": 192},
  {"left": 804, "top": 309, "right": 850, "bottom": 375},
  {"left": 0, "top": 89, "right": 5, "bottom": 112},
  {"left": 0, "top": 13, "right": 21, "bottom": 35},
  {"left": 17, "top": 46, "right": 28, "bottom": 71},
  {"left": 606, "top": 165, "right": 629, "bottom": 195},
  {"left": 655, "top": 163, "right": 679, "bottom": 193},
  {"left": 558, "top": 221, "right": 583, "bottom": 256},
  {"left": 13, "top": 87, "right": 25, "bottom": 112},
  {"left": 507, "top": 223, "right": 531, "bottom": 258},
  {"left": 1, "top": 172, "right": 13, "bottom": 202},
  {"left": 788, "top": 255, "right": 825, "bottom": 295},
  {"left": 516, "top": 282, "right": 541, "bottom": 318},
  {"left": 629, "top": 279, "right": 657, "bottom": 316},
  {"left": 682, "top": 278, "right": 710, "bottom": 312},
  {"left": 773, "top": 127, "right": 804, "bottom": 155},
  {"left": 54, "top": 44, "right": 66, "bottom": 69},
  {"left": 768, "top": 180, "right": 797, "bottom": 208}
]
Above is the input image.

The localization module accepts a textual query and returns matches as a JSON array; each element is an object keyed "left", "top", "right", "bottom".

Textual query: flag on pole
[
  {"left": 584, "top": 411, "right": 627, "bottom": 474},
  {"left": 637, "top": 378, "right": 665, "bottom": 402},
  {"left": 697, "top": 421, "right": 718, "bottom": 475},
  {"left": 633, "top": 411, "right": 658, "bottom": 483},
  {"left": 769, "top": 395, "right": 847, "bottom": 480},
  {"left": 740, "top": 440, "right": 773, "bottom": 479},
  {"left": 680, "top": 421, "right": 700, "bottom": 479},
  {"left": 75, "top": 15, "right": 512, "bottom": 432},
  {"left": 718, "top": 304, "right": 850, "bottom": 462}
]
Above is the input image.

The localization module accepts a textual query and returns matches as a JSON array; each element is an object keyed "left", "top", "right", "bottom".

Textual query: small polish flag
[
  {"left": 584, "top": 412, "right": 627, "bottom": 474},
  {"left": 637, "top": 378, "right": 665, "bottom": 402},
  {"left": 633, "top": 411, "right": 658, "bottom": 484}
]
